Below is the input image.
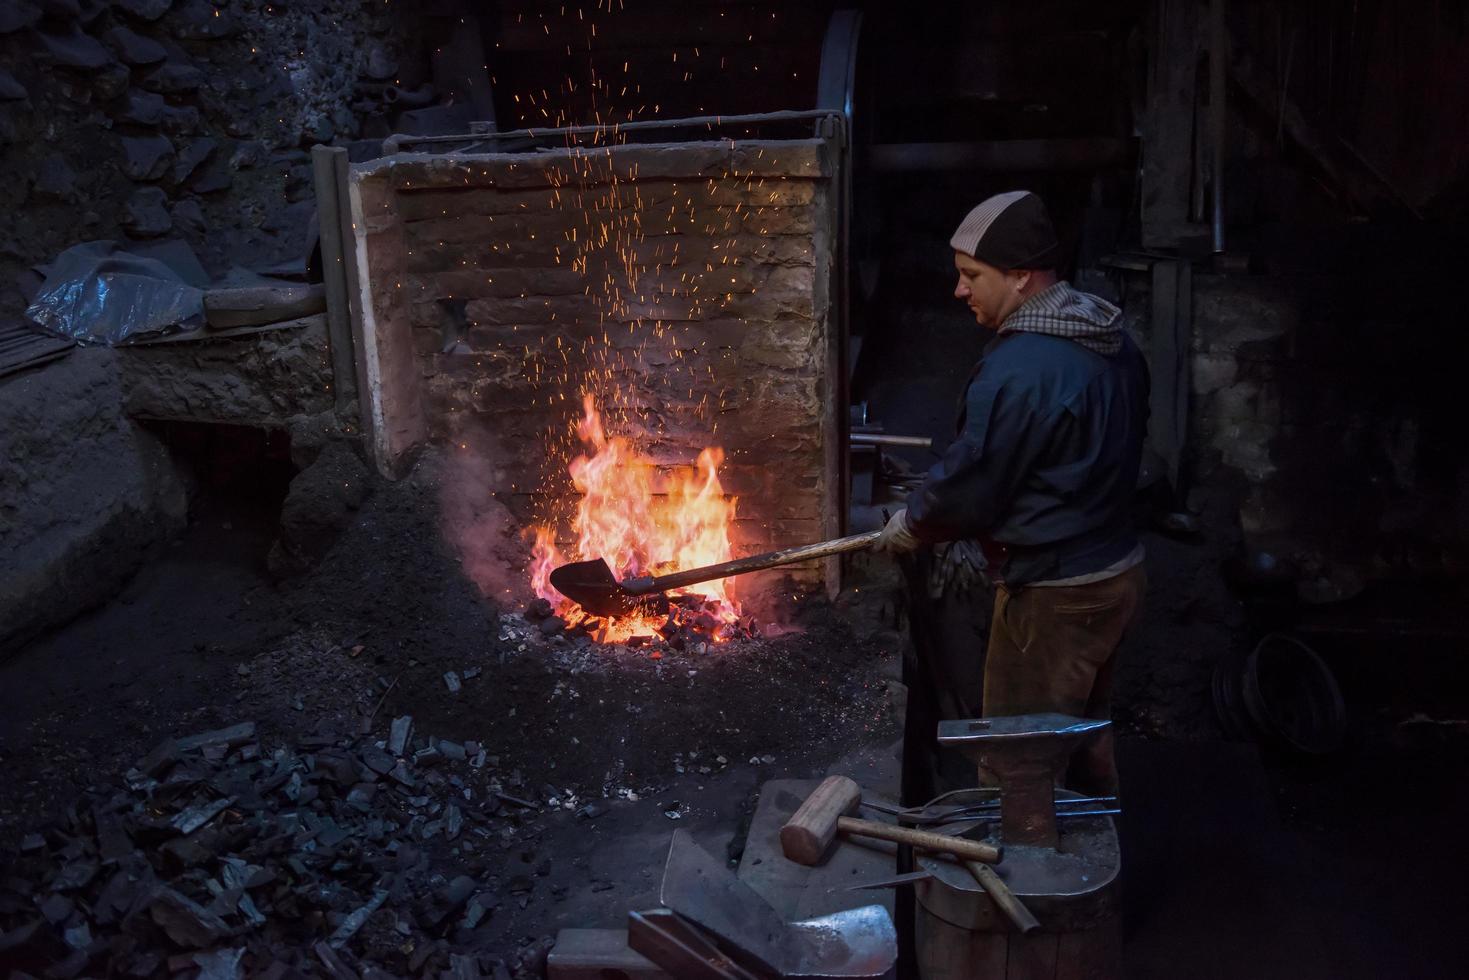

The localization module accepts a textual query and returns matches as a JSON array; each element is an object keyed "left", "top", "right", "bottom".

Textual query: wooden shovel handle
[
  {"left": 836, "top": 816, "right": 1002, "bottom": 865},
  {"left": 624, "top": 531, "right": 883, "bottom": 595}
]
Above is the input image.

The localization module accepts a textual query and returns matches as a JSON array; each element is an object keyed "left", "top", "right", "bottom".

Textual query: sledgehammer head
[{"left": 780, "top": 775, "right": 862, "bottom": 865}]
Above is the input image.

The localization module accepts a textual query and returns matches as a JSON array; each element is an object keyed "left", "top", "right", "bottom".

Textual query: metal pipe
[
  {"left": 868, "top": 138, "right": 1135, "bottom": 174},
  {"left": 850, "top": 433, "right": 933, "bottom": 448},
  {"left": 1210, "top": 0, "right": 1228, "bottom": 253},
  {"left": 390, "top": 109, "right": 843, "bottom": 148}
]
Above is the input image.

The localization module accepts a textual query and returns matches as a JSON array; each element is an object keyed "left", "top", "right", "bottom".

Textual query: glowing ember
[{"left": 530, "top": 394, "right": 741, "bottom": 643}]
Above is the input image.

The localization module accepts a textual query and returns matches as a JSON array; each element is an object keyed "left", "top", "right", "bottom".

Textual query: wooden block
[
  {"left": 1054, "top": 926, "right": 1123, "bottom": 980},
  {"left": 1006, "top": 932, "right": 1060, "bottom": 980},
  {"left": 916, "top": 908, "right": 1008, "bottom": 980},
  {"left": 738, "top": 778, "right": 897, "bottom": 922}
]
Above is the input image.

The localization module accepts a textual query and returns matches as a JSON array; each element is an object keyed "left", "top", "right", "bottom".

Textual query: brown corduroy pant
[{"left": 981, "top": 564, "right": 1146, "bottom": 796}]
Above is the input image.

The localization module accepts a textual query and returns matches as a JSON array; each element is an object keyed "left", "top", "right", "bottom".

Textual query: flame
[{"left": 530, "top": 394, "right": 741, "bottom": 643}]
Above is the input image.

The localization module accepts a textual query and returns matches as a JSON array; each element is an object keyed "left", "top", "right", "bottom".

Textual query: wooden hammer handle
[
  {"left": 965, "top": 861, "right": 1041, "bottom": 934},
  {"left": 836, "top": 816, "right": 1002, "bottom": 864}
]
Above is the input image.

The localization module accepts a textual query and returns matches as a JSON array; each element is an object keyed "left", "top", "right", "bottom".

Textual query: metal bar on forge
[
  {"left": 388, "top": 109, "right": 844, "bottom": 149},
  {"left": 311, "top": 145, "right": 360, "bottom": 415}
]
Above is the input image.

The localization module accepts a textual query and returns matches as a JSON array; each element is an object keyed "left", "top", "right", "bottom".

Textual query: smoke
[{"left": 436, "top": 419, "right": 535, "bottom": 608}]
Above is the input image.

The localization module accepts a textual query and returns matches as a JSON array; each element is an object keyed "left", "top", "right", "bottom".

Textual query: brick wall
[{"left": 348, "top": 138, "right": 840, "bottom": 590}]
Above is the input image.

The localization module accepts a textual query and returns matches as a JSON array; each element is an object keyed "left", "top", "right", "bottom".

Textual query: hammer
[
  {"left": 782, "top": 776, "right": 1039, "bottom": 934},
  {"left": 781, "top": 775, "right": 1002, "bottom": 866}
]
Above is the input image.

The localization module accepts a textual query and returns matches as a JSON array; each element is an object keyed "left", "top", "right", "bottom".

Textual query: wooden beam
[{"left": 1229, "top": 45, "right": 1419, "bottom": 220}]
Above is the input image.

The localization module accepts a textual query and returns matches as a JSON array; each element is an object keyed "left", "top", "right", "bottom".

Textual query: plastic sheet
[{"left": 24, "top": 241, "right": 205, "bottom": 346}]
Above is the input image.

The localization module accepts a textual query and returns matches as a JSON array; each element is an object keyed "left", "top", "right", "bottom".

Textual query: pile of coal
[{"left": 0, "top": 719, "right": 555, "bottom": 979}]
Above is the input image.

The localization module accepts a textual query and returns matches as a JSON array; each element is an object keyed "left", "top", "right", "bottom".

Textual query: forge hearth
[
  {"left": 346, "top": 139, "right": 843, "bottom": 601},
  {"left": 521, "top": 591, "right": 762, "bottom": 652}
]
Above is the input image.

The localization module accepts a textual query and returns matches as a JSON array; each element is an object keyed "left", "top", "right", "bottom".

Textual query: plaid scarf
[{"left": 1000, "top": 281, "right": 1123, "bottom": 356}]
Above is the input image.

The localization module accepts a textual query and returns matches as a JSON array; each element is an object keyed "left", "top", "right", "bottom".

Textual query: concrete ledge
[{"left": 118, "top": 316, "right": 336, "bottom": 426}]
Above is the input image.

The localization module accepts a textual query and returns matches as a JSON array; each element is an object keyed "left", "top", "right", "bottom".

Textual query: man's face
[{"left": 953, "top": 253, "right": 1021, "bottom": 328}]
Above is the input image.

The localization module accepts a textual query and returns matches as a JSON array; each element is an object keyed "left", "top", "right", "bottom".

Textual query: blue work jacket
[{"left": 904, "top": 330, "right": 1151, "bottom": 586}]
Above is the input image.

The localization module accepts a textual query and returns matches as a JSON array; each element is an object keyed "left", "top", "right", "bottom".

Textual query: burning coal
[{"left": 530, "top": 394, "right": 743, "bottom": 643}]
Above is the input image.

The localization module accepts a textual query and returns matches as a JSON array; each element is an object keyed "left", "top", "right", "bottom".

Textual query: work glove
[
  {"left": 928, "top": 539, "right": 990, "bottom": 599},
  {"left": 876, "top": 508, "right": 922, "bottom": 554}
]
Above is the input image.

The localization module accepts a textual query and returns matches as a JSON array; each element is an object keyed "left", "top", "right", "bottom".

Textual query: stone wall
[
  {"left": 0, "top": 0, "right": 423, "bottom": 319},
  {"left": 349, "top": 138, "right": 840, "bottom": 588},
  {"left": 0, "top": 350, "right": 189, "bottom": 653},
  {"left": 1125, "top": 269, "right": 1469, "bottom": 584}
]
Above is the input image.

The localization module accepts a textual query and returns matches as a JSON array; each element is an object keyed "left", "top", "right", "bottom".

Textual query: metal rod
[
  {"left": 864, "top": 795, "right": 1115, "bottom": 816},
  {"left": 898, "top": 808, "right": 1121, "bottom": 826},
  {"left": 391, "top": 109, "right": 843, "bottom": 148},
  {"left": 863, "top": 796, "right": 1118, "bottom": 823},
  {"left": 850, "top": 433, "right": 933, "bottom": 448}
]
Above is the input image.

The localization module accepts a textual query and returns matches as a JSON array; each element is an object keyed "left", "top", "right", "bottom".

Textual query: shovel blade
[{"left": 548, "top": 557, "right": 639, "bottom": 618}]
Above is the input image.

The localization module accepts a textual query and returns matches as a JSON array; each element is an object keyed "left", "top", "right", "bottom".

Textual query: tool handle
[
  {"left": 624, "top": 532, "right": 882, "bottom": 596},
  {"left": 965, "top": 861, "right": 1040, "bottom": 934},
  {"left": 836, "top": 816, "right": 1002, "bottom": 865}
]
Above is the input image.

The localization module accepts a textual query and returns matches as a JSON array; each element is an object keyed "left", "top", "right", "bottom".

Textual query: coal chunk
[
  {"left": 148, "top": 887, "right": 229, "bottom": 948},
  {"left": 192, "top": 948, "right": 245, "bottom": 980},
  {"left": 0, "top": 918, "right": 63, "bottom": 961},
  {"left": 175, "top": 722, "right": 255, "bottom": 753},
  {"left": 388, "top": 715, "right": 413, "bottom": 756},
  {"left": 50, "top": 861, "right": 98, "bottom": 891}
]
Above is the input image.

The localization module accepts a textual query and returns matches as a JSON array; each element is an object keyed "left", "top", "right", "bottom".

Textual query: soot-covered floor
[{"left": 1, "top": 450, "right": 1465, "bottom": 977}]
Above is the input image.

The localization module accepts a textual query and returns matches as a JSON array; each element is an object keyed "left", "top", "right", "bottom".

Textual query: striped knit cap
[{"left": 949, "top": 191, "right": 1060, "bottom": 270}]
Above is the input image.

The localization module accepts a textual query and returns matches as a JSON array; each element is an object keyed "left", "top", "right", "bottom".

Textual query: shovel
[{"left": 548, "top": 530, "right": 882, "bottom": 617}]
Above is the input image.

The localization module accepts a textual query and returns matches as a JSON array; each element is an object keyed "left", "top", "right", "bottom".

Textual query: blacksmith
[{"left": 877, "top": 191, "right": 1150, "bottom": 795}]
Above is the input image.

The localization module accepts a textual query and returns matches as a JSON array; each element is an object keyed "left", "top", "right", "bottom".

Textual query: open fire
[{"left": 528, "top": 394, "right": 748, "bottom": 645}]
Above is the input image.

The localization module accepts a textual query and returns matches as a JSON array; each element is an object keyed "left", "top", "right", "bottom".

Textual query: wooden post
[{"left": 1140, "top": 0, "right": 1205, "bottom": 249}]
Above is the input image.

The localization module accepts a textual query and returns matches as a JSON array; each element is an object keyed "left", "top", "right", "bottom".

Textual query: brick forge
[{"left": 346, "top": 138, "right": 843, "bottom": 599}]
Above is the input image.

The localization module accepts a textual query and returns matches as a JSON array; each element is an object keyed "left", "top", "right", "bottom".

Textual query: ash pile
[{"left": 0, "top": 720, "right": 559, "bottom": 979}]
